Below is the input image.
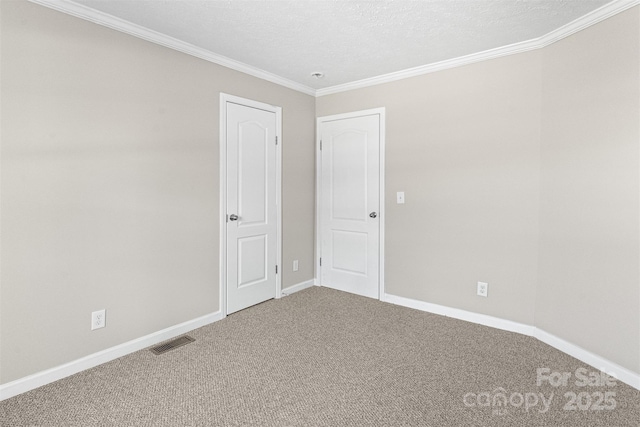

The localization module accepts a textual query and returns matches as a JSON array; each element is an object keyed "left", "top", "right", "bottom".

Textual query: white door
[
  {"left": 318, "top": 112, "right": 382, "bottom": 299},
  {"left": 225, "top": 100, "right": 279, "bottom": 314}
]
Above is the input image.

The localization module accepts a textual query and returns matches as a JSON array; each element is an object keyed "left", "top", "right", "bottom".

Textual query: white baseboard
[
  {"left": 382, "top": 292, "right": 640, "bottom": 391},
  {"left": 533, "top": 329, "right": 640, "bottom": 390},
  {"left": 4, "top": 292, "right": 638, "bottom": 401},
  {"left": 0, "top": 310, "right": 223, "bottom": 401},
  {"left": 281, "top": 279, "right": 315, "bottom": 296},
  {"left": 382, "top": 293, "right": 535, "bottom": 336}
]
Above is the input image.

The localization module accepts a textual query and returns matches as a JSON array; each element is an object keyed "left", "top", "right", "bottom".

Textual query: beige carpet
[{"left": 1, "top": 286, "right": 638, "bottom": 426}]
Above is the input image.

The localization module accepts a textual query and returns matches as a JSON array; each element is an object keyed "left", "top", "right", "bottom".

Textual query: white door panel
[
  {"left": 238, "top": 121, "right": 268, "bottom": 225},
  {"left": 226, "top": 102, "right": 278, "bottom": 314},
  {"left": 320, "top": 113, "right": 381, "bottom": 299},
  {"left": 237, "top": 235, "right": 267, "bottom": 287},
  {"left": 332, "top": 230, "right": 368, "bottom": 274}
]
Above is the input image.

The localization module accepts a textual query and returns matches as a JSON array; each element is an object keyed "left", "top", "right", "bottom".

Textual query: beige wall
[
  {"left": 0, "top": 0, "right": 315, "bottom": 384},
  {"left": 317, "top": 53, "right": 542, "bottom": 326},
  {"left": 318, "top": 7, "right": 640, "bottom": 374},
  {"left": 537, "top": 7, "right": 640, "bottom": 373}
]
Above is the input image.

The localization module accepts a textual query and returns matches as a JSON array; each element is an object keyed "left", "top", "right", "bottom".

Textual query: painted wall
[
  {"left": 317, "top": 53, "right": 542, "bottom": 326},
  {"left": 537, "top": 7, "right": 640, "bottom": 374},
  {"left": 0, "top": 0, "right": 315, "bottom": 384},
  {"left": 317, "top": 6, "right": 639, "bottom": 374}
]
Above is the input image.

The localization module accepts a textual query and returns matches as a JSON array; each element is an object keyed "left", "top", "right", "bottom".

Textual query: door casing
[
  {"left": 220, "top": 93, "right": 282, "bottom": 317},
  {"left": 315, "top": 108, "right": 386, "bottom": 299}
]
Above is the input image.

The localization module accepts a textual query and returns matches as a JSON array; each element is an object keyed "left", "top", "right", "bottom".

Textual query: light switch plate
[{"left": 397, "top": 192, "right": 405, "bottom": 204}]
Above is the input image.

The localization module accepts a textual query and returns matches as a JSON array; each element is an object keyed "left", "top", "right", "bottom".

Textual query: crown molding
[
  {"left": 537, "top": 0, "right": 640, "bottom": 47},
  {"left": 28, "top": 0, "right": 640, "bottom": 98},
  {"left": 27, "top": 0, "right": 317, "bottom": 96},
  {"left": 316, "top": 38, "right": 541, "bottom": 97},
  {"left": 316, "top": 0, "right": 640, "bottom": 97}
]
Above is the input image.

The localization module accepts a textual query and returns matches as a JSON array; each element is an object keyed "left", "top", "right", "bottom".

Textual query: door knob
[
  {"left": 369, "top": 212, "right": 377, "bottom": 218},
  {"left": 229, "top": 214, "right": 239, "bottom": 221}
]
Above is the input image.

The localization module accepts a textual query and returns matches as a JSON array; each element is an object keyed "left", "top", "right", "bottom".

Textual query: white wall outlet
[
  {"left": 477, "top": 282, "right": 488, "bottom": 297},
  {"left": 91, "top": 309, "right": 106, "bottom": 330},
  {"left": 293, "top": 260, "right": 299, "bottom": 272},
  {"left": 397, "top": 191, "right": 405, "bottom": 204}
]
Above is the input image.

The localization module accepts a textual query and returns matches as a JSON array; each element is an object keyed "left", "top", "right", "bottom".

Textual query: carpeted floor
[{"left": 1, "top": 286, "right": 638, "bottom": 426}]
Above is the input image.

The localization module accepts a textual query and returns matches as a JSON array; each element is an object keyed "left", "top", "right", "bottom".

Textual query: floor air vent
[{"left": 150, "top": 335, "right": 195, "bottom": 355}]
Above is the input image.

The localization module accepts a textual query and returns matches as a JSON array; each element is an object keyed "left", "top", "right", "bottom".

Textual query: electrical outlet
[
  {"left": 293, "top": 260, "right": 299, "bottom": 272},
  {"left": 477, "top": 282, "right": 488, "bottom": 297},
  {"left": 91, "top": 309, "right": 106, "bottom": 330}
]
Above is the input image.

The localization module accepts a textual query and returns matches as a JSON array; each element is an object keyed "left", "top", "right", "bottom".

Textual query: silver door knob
[
  {"left": 369, "top": 212, "right": 377, "bottom": 218},
  {"left": 229, "top": 214, "right": 239, "bottom": 221}
]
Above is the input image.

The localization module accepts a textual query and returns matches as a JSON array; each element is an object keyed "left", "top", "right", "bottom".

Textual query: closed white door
[
  {"left": 225, "top": 101, "right": 278, "bottom": 314},
  {"left": 319, "top": 112, "right": 381, "bottom": 299}
]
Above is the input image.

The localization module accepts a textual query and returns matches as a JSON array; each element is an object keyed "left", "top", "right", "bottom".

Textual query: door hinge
[
  {"left": 276, "top": 265, "right": 278, "bottom": 274},
  {"left": 319, "top": 257, "right": 322, "bottom": 266},
  {"left": 275, "top": 136, "right": 278, "bottom": 145},
  {"left": 319, "top": 140, "right": 322, "bottom": 151}
]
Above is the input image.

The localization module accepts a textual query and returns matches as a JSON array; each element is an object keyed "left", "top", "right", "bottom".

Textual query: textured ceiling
[{"left": 71, "top": 0, "right": 613, "bottom": 90}]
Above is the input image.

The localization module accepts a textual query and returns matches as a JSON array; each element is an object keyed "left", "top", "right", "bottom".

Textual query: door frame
[
  {"left": 219, "top": 93, "right": 282, "bottom": 317},
  {"left": 315, "top": 108, "right": 386, "bottom": 299}
]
